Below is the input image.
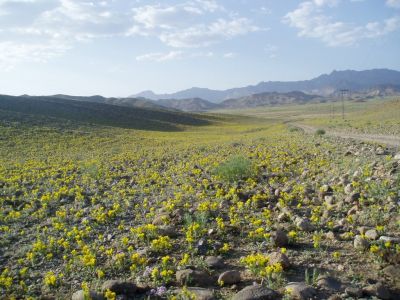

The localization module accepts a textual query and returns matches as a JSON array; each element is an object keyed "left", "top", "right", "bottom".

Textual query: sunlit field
[{"left": 1, "top": 102, "right": 399, "bottom": 299}]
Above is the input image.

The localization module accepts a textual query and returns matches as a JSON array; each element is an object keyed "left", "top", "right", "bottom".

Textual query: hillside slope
[
  {"left": 0, "top": 95, "right": 211, "bottom": 131},
  {"left": 157, "top": 98, "right": 219, "bottom": 111},
  {"left": 220, "top": 91, "right": 320, "bottom": 109}
]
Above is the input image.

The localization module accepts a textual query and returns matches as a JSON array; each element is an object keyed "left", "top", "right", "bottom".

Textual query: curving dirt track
[{"left": 292, "top": 123, "right": 400, "bottom": 147}]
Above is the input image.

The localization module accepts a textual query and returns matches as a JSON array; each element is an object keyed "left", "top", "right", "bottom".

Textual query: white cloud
[
  {"left": 0, "top": 41, "right": 69, "bottom": 71},
  {"left": 284, "top": 1, "right": 400, "bottom": 47},
  {"left": 136, "top": 50, "right": 214, "bottom": 62},
  {"left": 136, "top": 51, "right": 184, "bottom": 62},
  {"left": 223, "top": 52, "right": 237, "bottom": 58},
  {"left": 313, "top": 0, "right": 340, "bottom": 7},
  {"left": 0, "top": 0, "right": 260, "bottom": 68},
  {"left": 0, "top": 0, "right": 133, "bottom": 68},
  {"left": 158, "top": 18, "right": 260, "bottom": 48},
  {"left": 386, "top": 0, "right": 400, "bottom": 8},
  {"left": 128, "top": 3, "right": 260, "bottom": 48}
]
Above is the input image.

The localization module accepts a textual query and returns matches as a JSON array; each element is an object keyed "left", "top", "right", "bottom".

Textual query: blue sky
[{"left": 0, "top": 0, "right": 399, "bottom": 97}]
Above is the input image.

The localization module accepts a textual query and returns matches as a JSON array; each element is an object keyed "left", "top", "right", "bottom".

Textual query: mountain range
[
  {"left": 132, "top": 69, "right": 400, "bottom": 103},
  {"left": 1, "top": 69, "right": 399, "bottom": 116}
]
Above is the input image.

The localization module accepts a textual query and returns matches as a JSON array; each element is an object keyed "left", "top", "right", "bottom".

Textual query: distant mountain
[
  {"left": 157, "top": 98, "right": 219, "bottom": 112},
  {"left": 220, "top": 91, "right": 320, "bottom": 109},
  {"left": 0, "top": 94, "right": 211, "bottom": 131},
  {"left": 52, "top": 94, "right": 162, "bottom": 110},
  {"left": 131, "top": 69, "right": 400, "bottom": 102}
]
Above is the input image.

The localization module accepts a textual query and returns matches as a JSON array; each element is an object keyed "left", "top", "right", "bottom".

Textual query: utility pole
[{"left": 340, "top": 89, "right": 349, "bottom": 119}]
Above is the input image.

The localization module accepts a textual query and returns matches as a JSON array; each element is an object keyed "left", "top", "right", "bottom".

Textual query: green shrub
[
  {"left": 213, "top": 155, "right": 256, "bottom": 182},
  {"left": 315, "top": 128, "right": 326, "bottom": 135}
]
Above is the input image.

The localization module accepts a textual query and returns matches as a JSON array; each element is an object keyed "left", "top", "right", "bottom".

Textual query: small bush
[
  {"left": 315, "top": 128, "right": 326, "bottom": 135},
  {"left": 213, "top": 155, "right": 256, "bottom": 182}
]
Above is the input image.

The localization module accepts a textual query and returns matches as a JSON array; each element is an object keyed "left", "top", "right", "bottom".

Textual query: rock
[
  {"left": 185, "top": 288, "right": 215, "bottom": 300},
  {"left": 376, "top": 147, "right": 388, "bottom": 155},
  {"left": 176, "top": 269, "right": 213, "bottom": 287},
  {"left": 285, "top": 282, "right": 316, "bottom": 300},
  {"left": 232, "top": 285, "right": 279, "bottom": 300},
  {"left": 363, "top": 282, "right": 391, "bottom": 299},
  {"left": 357, "top": 226, "right": 371, "bottom": 235},
  {"left": 135, "top": 282, "right": 151, "bottom": 294},
  {"left": 319, "top": 185, "right": 333, "bottom": 199},
  {"left": 158, "top": 225, "right": 178, "bottom": 238},
  {"left": 345, "top": 192, "right": 360, "bottom": 203},
  {"left": 317, "top": 275, "right": 341, "bottom": 292},
  {"left": 365, "top": 229, "right": 378, "bottom": 240},
  {"left": 152, "top": 213, "right": 169, "bottom": 225},
  {"left": 327, "top": 295, "right": 341, "bottom": 300},
  {"left": 72, "top": 290, "right": 104, "bottom": 300},
  {"left": 295, "top": 218, "right": 315, "bottom": 232},
  {"left": 345, "top": 286, "right": 362, "bottom": 298},
  {"left": 205, "top": 256, "right": 224, "bottom": 269},
  {"left": 382, "top": 265, "right": 400, "bottom": 280},
  {"left": 379, "top": 236, "right": 400, "bottom": 243},
  {"left": 277, "top": 212, "right": 289, "bottom": 222},
  {"left": 196, "top": 238, "right": 208, "bottom": 255},
  {"left": 268, "top": 251, "right": 290, "bottom": 270},
  {"left": 325, "top": 195, "right": 335, "bottom": 205},
  {"left": 326, "top": 231, "right": 338, "bottom": 241},
  {"left": 347, "top": 205, "right": 358, "bottom": 215},
  {"left": 270, "top": 229, "right": 288, "bottom": 247},
  {"left": 101, "top": 280, "right": 136, "bottom": 296},
  {"left": 394, "top": 153, "right": 400, "bottom": 160},
  {"left": 344, "top": 184, "right": 353, "bottom": 195},
  {"left": 354, "top": 235, "right": 369, "bottom": 250},
  {"left": 218, "top": 270, "right": 241, "bottom": 285}
]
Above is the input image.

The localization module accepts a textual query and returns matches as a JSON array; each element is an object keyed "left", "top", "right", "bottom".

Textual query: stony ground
[{"left": 0, "top": 116, "right": 399, "bottom": 300}]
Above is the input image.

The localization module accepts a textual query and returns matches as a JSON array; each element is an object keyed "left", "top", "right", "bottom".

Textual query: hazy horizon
[{"left": 0, "top": 0, "right": 399, "bottom": 97}]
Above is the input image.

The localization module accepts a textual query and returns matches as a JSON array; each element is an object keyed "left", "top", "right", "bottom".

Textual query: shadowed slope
[{"left": 0, "top": 95, "right": 212, "bottom": 131}]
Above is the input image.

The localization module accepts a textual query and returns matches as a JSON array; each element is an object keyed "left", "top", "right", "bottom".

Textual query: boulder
[
  {"left": 205, "top": 256, "right": 224, "bottom": 269},
  {"left": 270, "top": 229, "right": 288, "bottom": 247},
  {"left": 353, "top": 235, "right": 369, "bottom": 250},
  {"left": 101, "top": 280, "right": 136, "bottom": 296},
  {"left": 295, "top": 218, "right": 315, "bottom": 232},
  {"left": 218, "top": 270, "right": 241, "bottom": 285},
  {"left": 185, "top": 288, "right": 215, "bottom": 300},
  {"left": 72, "top": 290, "right": 104, "bottom": 300},
  {"left": 176, "top": 269, "right": 213, "bottom": 287},
  {"left": 316, "top": 275, "right": 341, "bottom": 292},
  {"left": 232, "top": 285, "right": 279, "bottom": 300},
  {"left": 152, "top": 213, "right": 169, "bottom": 225},
  {"left": 285, "top": 282, "right": 316, "bottom": 300},
  {"left": 363, "top": 282, "right": 391, "bottom": 299},
  {"left": 268, "top": 251, "right": 290, "bottom": 270},
  {"left": 365, "top": 229, "right": 378, "bottom": 240}
]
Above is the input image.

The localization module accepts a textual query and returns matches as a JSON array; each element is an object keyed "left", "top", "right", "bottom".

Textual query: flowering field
[{"left": 0, "top": 107, "right": 399, "bottom": 299}]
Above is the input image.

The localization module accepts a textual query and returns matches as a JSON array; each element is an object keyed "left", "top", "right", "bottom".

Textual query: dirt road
[{"left": 292, "top": 123, "right": 400, "bottom": 147}]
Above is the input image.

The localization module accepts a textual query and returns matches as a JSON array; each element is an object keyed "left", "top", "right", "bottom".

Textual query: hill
[
  {"left": 157, "top": 98, "right": 219, "bottom": 112},
  {"left": 0, "top": 95, "right": 211, "bottom": 131},
  {"left": 132, "top": 69, "right": 400, "bottom": 102},
  {"left": 52, "top": 94, "right": 162, "bottom": 110},
  {"left": 219, "top": 91, "right": 320, "bottom": 109}
]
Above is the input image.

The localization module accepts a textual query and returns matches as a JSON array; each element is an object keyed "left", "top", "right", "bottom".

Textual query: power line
[{"left": 340, "top": 89, "right": 349, "bottom": 119}]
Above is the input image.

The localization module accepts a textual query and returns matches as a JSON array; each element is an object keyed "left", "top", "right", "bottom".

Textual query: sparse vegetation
[
  {"left": 0, "top": 96, "right": 399, "bottom": 299},
  {"left": 213, "top": 155, "right": 256, "bottom": 182}
]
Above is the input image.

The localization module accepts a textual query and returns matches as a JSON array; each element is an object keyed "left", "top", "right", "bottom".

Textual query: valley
[{"left": 0, "top": 94, "right": 399, "bottom": 299}]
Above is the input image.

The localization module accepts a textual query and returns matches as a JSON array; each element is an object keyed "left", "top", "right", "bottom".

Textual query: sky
[{"left": 0, "top": 0, "right": 399, "bottom": 97}]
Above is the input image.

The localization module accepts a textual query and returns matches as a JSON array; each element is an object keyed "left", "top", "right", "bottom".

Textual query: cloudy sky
[{"left": 0, "top": 0, "right": 399, "bottom": 96}]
